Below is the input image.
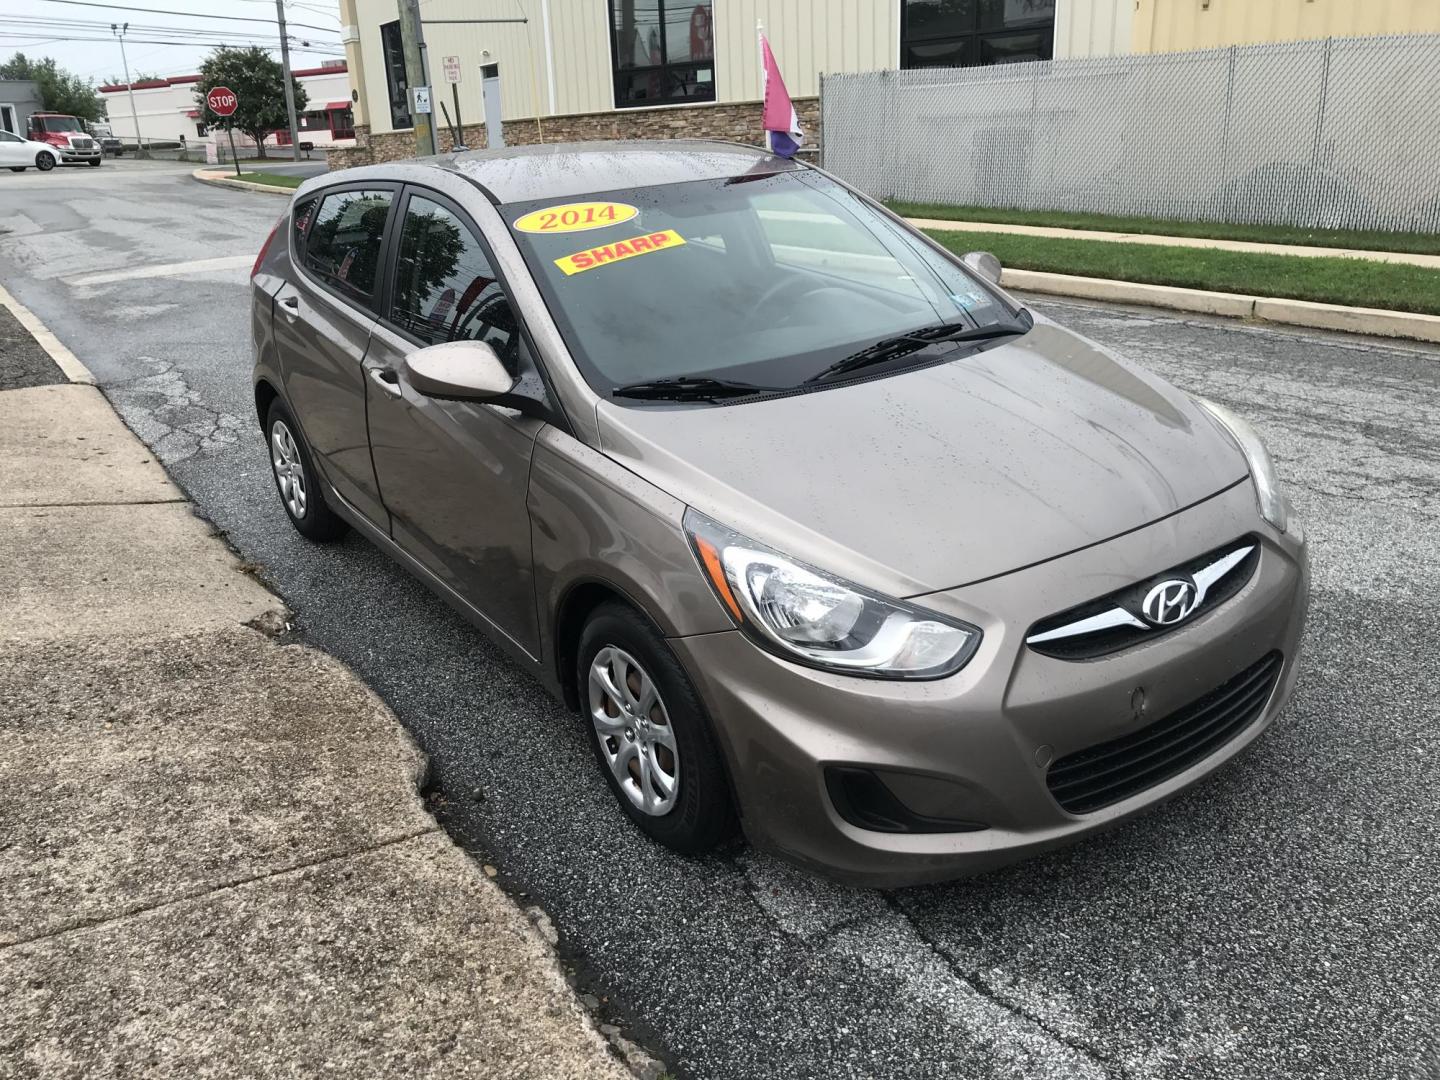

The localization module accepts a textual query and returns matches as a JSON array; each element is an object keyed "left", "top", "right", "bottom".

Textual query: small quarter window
[{"left": 302, "top": 188, "right": 393, "bottom": 302}]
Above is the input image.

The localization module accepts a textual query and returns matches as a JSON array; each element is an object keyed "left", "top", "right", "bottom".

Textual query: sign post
[
  {"left": 205, "top": 85, "right": 241, "bottom": 178},
  {"left": 442, "top": 55, "right": 465, "bottom": 151}
]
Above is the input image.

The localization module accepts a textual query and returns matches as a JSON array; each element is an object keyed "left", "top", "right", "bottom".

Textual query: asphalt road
[{"left": 3, "top": 162, "right": 1437, "bottom": 1080}]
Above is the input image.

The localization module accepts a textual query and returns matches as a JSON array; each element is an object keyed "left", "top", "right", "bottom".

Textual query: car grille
[
  {"left": 70, "top": 137, "right": 95, "bottom": 149},
  {"left": 1046, "top": 651, "right": 1282, "bottom": 814},
  {"left": 1026, "top": 536, "right": 1261, "bottom": 661}
]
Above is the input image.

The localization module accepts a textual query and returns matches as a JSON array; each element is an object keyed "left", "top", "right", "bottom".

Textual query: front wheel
[
  {"left": 578, "top": 603, "right": 737, "bottom": 854},
  {"left": 35, "top": 151, "right": 55, "bottom": 172},
  {"left": 265, "top": 399, "right": 348, "bottom": 542},
  {"left": 87, "top": 158, "right": 102, "bottom": 167}
]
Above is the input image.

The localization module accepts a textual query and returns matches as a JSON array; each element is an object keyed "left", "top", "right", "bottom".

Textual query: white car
[{"left": 0, "top": 130, "right": 61, "bottom": 172}]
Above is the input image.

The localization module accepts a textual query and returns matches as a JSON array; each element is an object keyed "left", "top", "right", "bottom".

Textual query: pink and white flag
[{"left": 759, "top": 31, "right": 804, "bottom": 158}]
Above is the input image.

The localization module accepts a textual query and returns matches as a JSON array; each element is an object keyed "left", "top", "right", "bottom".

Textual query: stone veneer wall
[{"left": 326, "top": 97, "right": 819, "bottom": 171}]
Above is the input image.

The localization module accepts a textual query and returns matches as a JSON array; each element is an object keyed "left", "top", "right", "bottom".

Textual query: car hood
[{"left": 595, "top": 319, "right": 1248, "bottom": 598}]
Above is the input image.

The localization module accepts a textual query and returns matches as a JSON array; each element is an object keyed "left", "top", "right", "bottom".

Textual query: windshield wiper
[
  {"left": 804, "top": 319, "right": 1031, "bottom": 385},
  {"left": 611, "top": 375, "right": 780, "bottom": 402}
]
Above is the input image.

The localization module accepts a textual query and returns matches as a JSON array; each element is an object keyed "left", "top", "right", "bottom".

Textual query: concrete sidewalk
[
  {"left": 904, "top": 216, "right": 1440, "bottom": 270},
  {"left": 0, "top": 312, "right": 637, "bottom": 1076}
]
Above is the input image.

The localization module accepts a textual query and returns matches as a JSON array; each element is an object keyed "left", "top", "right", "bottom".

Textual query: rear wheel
[
  {"left": 265, "top": 399, "right": 348, "bottom": 542},
  {"left": 34, "top": 151, "right": 54, "bottom": 172},
  {"left": 578, "top": 603, "right": 736, "bottom": 854}
]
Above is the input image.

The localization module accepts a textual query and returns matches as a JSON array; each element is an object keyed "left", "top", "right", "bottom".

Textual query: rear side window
[
  {"left": 292, "top": 195, "right": 318, "bottom": 247},
  {"left": 389, "top": 194, "right": 520, "bottom": 369},
  {"left": 303, "top": 188, "right": 393, "bottom": 302}
]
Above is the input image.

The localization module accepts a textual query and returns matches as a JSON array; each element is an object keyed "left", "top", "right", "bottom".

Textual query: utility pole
[
  {"left": 275, "top": 0, "right": 302, "bottom": 160},
  {"left": 111, "top": 23, "right": 147, "bottom": 159},
  {"left": 398, "top": 0, "right": 436, "bottom": 156}
]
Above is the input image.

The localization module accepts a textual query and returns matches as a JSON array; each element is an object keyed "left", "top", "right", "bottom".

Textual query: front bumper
[
  {"left": 671, "top": 480, "right": 1309, "bottom": 887},
  {"left": 58, "top": 146, "right": 101, "bottom": 163}
]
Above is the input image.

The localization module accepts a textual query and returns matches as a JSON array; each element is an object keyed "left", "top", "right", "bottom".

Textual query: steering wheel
[{"left": 753, "top": 275, "right": 825, "bottom": 323}]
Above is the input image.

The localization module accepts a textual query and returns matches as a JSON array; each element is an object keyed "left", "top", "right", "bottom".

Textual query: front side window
[
  {"left": 380, "top": 20, "right": 412, "bottom": 129},
  {"left": 390, "top": 195, "right": 519, "bottom": 367},
  {"left": 505, "top": 169, "right": 1021, "bottom": 398},
  {"left": 302, "top": 188, "right": 393, "bottom": 302},
  {"left": 901, "top": 0, "right": 1054, "bottom": 69},
  {"left": 609, "top": 0, "right": 715, "bottom": 108}
]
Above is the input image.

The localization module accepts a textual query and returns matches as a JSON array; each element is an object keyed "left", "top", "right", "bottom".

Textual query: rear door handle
[
  {"left": 367, "top": 366, "right": 402, "bottom": 397},
  {"left": 278, "top": 295, "right": 299, "bottom": 319}
]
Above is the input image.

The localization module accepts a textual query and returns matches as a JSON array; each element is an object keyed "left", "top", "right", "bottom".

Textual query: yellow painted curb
[
  {"left": 191, "top": 166, "right": 293, "bottom": 196},
  {"left": 0, "top": 283, "right": 96, "bottom": 384},
  {"left": 997, "top": 268, "right": 1440, "bottom": 346}
]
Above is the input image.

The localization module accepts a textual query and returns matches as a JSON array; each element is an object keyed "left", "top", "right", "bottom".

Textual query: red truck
[{"left": 24, "top": 113, "right": 103, "bottom": 167}]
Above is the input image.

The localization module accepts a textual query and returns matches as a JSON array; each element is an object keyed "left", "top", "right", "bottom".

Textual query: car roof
[{"left": 318, "top": 139, "right": 807, "bottom": 204}]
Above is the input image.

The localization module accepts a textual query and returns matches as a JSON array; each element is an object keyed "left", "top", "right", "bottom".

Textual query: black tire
[
  {"left": 7, "top": 167, "right": 23, "bottom": 173},
  {"left": 87, "top": 158, "right": 102, "bottom": 167},
  {"left": 264, "top": 398, "right": 348, "bottom": 542},
  {"left": 577, "top": 602, "right": 737, "bottom": 854},
  {"left": 34, "top": 151, "right": 55, "bottom": 172}
]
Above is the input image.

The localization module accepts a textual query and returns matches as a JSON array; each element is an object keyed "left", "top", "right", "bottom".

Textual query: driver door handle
[{"left": 368, "top": 366, "right": 402, "bottom": 397}]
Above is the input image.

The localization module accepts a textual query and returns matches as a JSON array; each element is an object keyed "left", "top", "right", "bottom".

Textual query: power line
[
  {"left": 8, "top": 16, "right": 339, "bottom": 46},
  {"left": 32, "top": 0, "right": 338, "bottom": 36},
  {"left": 0, "top": 31, "right": 344, "bottom": 54}
]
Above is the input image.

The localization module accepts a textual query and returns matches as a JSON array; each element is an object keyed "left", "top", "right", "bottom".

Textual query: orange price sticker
[
  {"left": 513, "top": 201, "right": 639, "bottom": 234},
  {"left": 554, "top": 230, "right": 687, "bottom": 276}
]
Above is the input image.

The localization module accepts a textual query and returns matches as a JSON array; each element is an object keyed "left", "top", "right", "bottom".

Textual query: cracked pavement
[{"left": 2, "top": 161, "right": 1437, "bottom": 1080}]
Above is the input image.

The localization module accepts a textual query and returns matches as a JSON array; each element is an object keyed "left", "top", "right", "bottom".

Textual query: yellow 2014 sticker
[
  {"left": 513, "top": 201, "right": 638, "bottom": 234},
  {"left": 554, "top": 230, "right": 687, "bottom": 276}
]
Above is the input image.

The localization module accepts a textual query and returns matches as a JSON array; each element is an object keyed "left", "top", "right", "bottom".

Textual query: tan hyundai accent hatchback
[{"left": 250, "top": 141, "right": 1308, "bottom": 886}]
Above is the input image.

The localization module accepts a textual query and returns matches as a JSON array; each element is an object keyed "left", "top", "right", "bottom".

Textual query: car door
[
  {"left": 0, "top": 131, "right": 25, "bottom": 165},
  {"left": 363, "top": 186, "right": 545, "bottom": 657},
  {"left": 272, "top": 183, "right": 397, "bottom": 527}
]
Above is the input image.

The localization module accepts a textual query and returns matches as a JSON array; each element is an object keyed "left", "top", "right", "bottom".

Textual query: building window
[
  {"left": 901, "top": 0, "right": 1055, "bottom": 69},
  {"left": 380, "top": 20, "right": 412, "bottom": 129},
  {"left": 609, "top": 0, "right": 715, "bottom": 108}
]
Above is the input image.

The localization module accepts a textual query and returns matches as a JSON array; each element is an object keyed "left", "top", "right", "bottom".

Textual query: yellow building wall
[
  {"left": 1055, "top": 0, "right": 1134, "bottom": 58},
  {"left": 348, "top": 0, "right": 901, "bottom": 136},
  {"left": 1133, "top": 0, "right": 1440, "bottom": 54}
]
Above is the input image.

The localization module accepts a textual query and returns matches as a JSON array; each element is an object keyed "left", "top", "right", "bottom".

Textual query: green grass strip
[
  {"left": 236, "top": 171, "right": 303, "bottom": 189},
  {"left": 924, "top": 229, "right": 1440, "bottom": 317},
  {"left": 891, "top": 201, "right": 1440, "bottom": 258}
]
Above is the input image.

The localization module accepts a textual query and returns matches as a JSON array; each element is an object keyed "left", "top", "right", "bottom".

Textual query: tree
[
  {"left": 194, "top": 46, "right": 306, "bottom": 160},
  {"left": 0, "top": 53, "right": 102, "bottom": 120},
  {"left": 102, "top": 72, "right": 161, "bottom": 87}
]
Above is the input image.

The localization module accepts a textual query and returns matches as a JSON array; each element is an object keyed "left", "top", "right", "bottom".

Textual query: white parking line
[
  {"left": 0, "top": 283, "right": 96, "bottom": 385},
  {"left": 66, "top": 254, "right": 253, "bottom": 288}
]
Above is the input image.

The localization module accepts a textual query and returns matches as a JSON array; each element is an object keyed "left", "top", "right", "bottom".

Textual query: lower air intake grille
[{"left": 1047, "top": 651, "right": 1282, "bottom": 814}]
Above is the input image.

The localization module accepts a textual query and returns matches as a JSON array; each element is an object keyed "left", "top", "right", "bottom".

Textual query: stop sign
[{"left": 206, "top": 86, "right": 238, "bottom": 117}]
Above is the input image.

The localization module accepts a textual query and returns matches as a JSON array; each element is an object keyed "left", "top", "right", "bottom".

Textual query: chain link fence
[{"left": 821, "top": 33, "right": 1440, "bottom": 234}]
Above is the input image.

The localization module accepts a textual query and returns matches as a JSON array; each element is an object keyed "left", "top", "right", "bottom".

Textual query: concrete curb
[
  {"left": 906, "top": 216, "right": 1440, "bottom": 270},
  {"left": 997, "top": 268, "right": 1440, "bottom": 346},
  {"left": 191, "top": 166, "right": 293, "bottom": 196},
  {"left": 0, "top": 283, "right": 96, "bottom": 384}
]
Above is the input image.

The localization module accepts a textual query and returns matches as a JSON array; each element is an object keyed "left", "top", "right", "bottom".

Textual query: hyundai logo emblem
[{"left": 1140, "top": 579, "right": 1199, "bottom": 627}]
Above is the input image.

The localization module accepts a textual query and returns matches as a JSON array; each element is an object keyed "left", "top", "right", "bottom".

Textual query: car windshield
[
  {"left": 42, "top": 117, "right": 83, "bottom": 132},
  {"left": 503, "top": 170, "right": 1025, "bottom": 399}
]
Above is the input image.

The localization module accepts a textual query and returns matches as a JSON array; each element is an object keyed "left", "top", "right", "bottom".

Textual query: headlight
[
  {"left": 684, "top": 509, "right": 981, "bottom": 679},
  {"left": 1196, "top": 397, "right": 1289, "bottom": 532}
]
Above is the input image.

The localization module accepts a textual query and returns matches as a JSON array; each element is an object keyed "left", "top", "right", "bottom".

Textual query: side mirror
[
  {"left": 403, "top": 340, "right": 515, "bottom": 401},
  {"left": 961, "top": 250, "right": 1003, "bottom": 285}
]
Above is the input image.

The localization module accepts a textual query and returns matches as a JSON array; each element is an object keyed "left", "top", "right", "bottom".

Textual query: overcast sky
[{"left": 4, "top": 0, "right": 345, "bottom": 85}]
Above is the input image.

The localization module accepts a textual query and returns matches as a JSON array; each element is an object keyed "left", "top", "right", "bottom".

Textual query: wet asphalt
[{"left": 2, "top": 161, "right": 1437, "bottom": 1080}]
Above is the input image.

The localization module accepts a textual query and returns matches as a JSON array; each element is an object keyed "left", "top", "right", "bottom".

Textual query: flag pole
[{"left": 756, "top": 19, "right": 766, "bottom": 153}]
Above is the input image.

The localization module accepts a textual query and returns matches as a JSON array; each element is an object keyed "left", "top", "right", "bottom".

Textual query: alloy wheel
[
  {"left": 588, "top": 645, "right": 680, "bottom": 816},
  {"left": 270, "top": 420, "right": 308, "bottom": 520}
]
